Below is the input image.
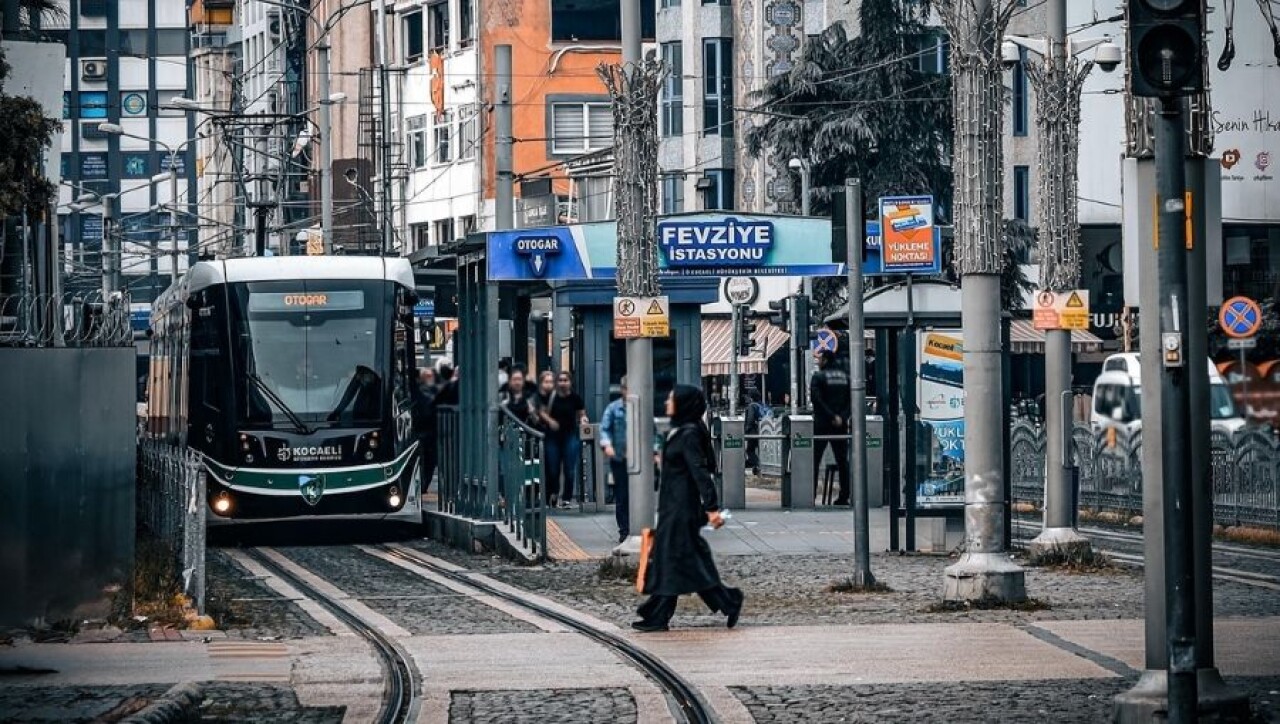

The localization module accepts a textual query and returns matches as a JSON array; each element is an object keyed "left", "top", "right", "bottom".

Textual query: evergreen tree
[{"left": 0, "top": 47, "right": 59, "bottom": 218}]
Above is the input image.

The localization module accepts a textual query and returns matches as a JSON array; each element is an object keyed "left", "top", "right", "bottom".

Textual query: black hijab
[{"left": 668, "top": 384, "right": 717, "bottom": 474}]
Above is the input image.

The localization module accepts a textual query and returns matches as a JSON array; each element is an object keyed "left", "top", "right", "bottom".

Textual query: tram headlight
[
  {"left": 212, "top": 492, "right": 233, "bottom": 516},
  {"left": 387, "top": 486, "right": 402, "bottom": 509}
]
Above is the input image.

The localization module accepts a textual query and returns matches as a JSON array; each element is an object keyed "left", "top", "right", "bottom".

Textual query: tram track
[
  {"left": 1012, "top": 519, "right": 1280, "bottom": 592},
  {"left": 375, "top": 543, "right": 716, "bottom": 724},
  {"left": 242, "top": 548, "right": 419, "bottom": 724}
]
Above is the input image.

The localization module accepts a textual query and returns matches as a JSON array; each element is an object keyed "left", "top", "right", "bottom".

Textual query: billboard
[{"left": 917, "top": 329, "right": 965, "bottom": 508}]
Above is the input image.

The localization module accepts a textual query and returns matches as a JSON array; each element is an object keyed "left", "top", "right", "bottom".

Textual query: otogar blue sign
[
  {"left": 658, "top": 218, "right": 775, "bottom": 268},
  {"left": 512, "top": 235, "right": 562, "bottom": 277}
]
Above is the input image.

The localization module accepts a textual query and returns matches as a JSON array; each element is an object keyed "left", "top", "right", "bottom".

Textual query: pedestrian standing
[
  {"left": 598, "top": 376, "right": 630, "bottom": 543},
  {"left": 538, "top": 371, "right": 587, "bottom": 508},
  {"left": 499, "top": 364, "right": 536, "bottom": 425},
  {"left": 811, "top": 350, "right": 852, "bottom": 505},
  {"left": 412, "top": 367, "right": 439, "bottom": 492},
  {"left": 633, "top": 385, "right": 744, "bottom": 632},
  {"left": 743, "top": 390, "right": 765, "bottom": 475}
]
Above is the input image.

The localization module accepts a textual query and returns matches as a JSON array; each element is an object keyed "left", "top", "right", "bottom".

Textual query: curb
[{"left": 120, "top": 682, "right": 205, "bottom": 724}]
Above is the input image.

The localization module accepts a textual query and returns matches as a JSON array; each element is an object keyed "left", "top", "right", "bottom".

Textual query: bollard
[
  {"left": 865, "top": 415, "right": 885, "bottom": 508},
  {"left": 782, "top": 414, "right": 815, "bottom": 509},
  {"left": 715, "top": 416, "right": 747, "bottom": 509}
]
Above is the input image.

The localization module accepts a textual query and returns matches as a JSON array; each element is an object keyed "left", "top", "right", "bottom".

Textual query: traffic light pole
[
  {"left": 1155, "top": 95, "right": 1198, "bottom": 724},
  {"left": 729, "top": 303, "right": 741, "bottom": 417}
]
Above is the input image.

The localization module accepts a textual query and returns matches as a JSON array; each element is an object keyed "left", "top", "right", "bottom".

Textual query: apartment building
[{"left": 46, "top": 0, "right": 196, "bottom": 303}]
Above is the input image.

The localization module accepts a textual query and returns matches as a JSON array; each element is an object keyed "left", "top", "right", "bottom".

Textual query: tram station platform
[{"left": 546, "top": 486, "right": 953, "bottom": 561}]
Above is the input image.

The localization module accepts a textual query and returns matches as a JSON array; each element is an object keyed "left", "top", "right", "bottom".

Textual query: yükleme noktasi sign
[{"left": 486, "top": 214, "right": 835, "bottom": 281}]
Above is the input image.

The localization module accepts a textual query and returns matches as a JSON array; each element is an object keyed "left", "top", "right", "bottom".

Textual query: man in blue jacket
[{"left": 598, "top": 376, "right": 630, "bottom": 543}]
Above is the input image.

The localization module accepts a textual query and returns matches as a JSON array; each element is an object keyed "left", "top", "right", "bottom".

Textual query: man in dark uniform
[
  {"left": 810, "top": 350, "right": 852, "bottom": 505},
  {"left": 412, "top": 367, "right": 439, "bottom": 492}
]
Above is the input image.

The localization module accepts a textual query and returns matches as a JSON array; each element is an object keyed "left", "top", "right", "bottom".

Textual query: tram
[{"left": 144, "top": 256, "right": 423, "bottom": 525}]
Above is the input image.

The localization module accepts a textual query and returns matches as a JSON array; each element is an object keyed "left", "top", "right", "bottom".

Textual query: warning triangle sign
[
  {"left": 1065, "top": 292, "right": 1084, "bottom": 308},
  {"left": 646, "top": 300, "right": 665, "bottom": 315}
]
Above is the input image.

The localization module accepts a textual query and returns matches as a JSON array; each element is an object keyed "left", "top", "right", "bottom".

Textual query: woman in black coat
[{"left": 634, "top": 384, "right": 744, "bottom": 632}]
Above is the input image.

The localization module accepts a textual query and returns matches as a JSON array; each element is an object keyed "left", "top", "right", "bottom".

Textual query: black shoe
[
  {"left": 725, "top": 589, "right": 744, "bottom": 629},
  {"left": 618, "top": 532, "right": 629, "bottom": 544},
  {"left": 833, "top": 498, "right": 850, "bottom": 506},
  {"left": 631, "top": 620, "right": 669, "bottom": 633}
]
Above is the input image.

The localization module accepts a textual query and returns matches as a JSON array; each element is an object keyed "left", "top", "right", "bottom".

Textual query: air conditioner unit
[{"left": 81, "top": 59, "right": 108, "bottom": 82}]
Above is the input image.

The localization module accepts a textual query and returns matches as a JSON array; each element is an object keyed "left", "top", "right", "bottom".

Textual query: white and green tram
[{"left": 144, "top": 256, "right": 423, "bottom": 525}]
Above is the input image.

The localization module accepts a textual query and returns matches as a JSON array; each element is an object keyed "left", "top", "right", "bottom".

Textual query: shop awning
[
  {"left": 702, "top": 318, "right": 790, "bottom": 376},
  {"left": 1010, "top": 319, "right": 1104, "bottom": 354}
]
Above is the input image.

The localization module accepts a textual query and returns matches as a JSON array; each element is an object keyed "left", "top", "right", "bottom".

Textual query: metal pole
[
  {"left": 375, "top": 0, "right": 393, "bottom": 254},
  {"left": 619, "top": 0, "right": 657, "bottom": 543},
  {"left": 729, "top": 303, "right": 740, "bottom": 417},
  {"left": 102, "top": 196, "right": 117, "bottom": 297},
  {"left": 1028, "top": 0, "right": 1089, "bottom": 558},
  {"left": 169, "top": 153, "right": 180, "bottom": 284},
  {"left": 318, "top": 40, "right": 334, "bottom": 253},
  {"left": 496, "top": 45, "right": 514, "bottom": 229},
  {"left": 800, "top": 165, "right": 815, "bottom": 394},
  {"left": 1155, "top": 96, "right": 1198, "bottom": 724},
  {"left": 939, "top": 0, "right": 1025, "bottom": 603},
  {"left": 846, "top": 179, "right": 874, "bottom": 587}
]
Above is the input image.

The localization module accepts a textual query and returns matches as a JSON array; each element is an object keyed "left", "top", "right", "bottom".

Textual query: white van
[{"left": 1090, "top": 353, "right": 1246, "bottom": 438}]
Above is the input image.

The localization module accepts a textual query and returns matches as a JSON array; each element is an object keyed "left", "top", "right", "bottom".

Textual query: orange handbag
[{"left": 635, "top": 528, "right": 654, "bottom": 593}]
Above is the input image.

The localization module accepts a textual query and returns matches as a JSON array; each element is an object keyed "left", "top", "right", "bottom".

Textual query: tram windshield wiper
[{"left": 247, "top": 373, "right": 313, "bottom": 435}]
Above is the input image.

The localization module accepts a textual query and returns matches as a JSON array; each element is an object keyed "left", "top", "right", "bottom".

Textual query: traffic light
[
  {"left": 1127, "top": 0, "right": 1203, "bottom": 98},
  {"left": 737, "top": 312, "right": 758, "bottom": 357},
  {"left": 768, "top": 297, "right": 790, "bottom": 333},
  {"left": 793, "top": 295, "right": 811, "bottom": 344}
]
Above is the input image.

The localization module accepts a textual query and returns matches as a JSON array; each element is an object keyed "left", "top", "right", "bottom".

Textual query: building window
[
  {"left": 407, "top": 115, "right": 429, "bottom": 168},
  {"left": 79, "top": 91, "right": 108, "bottom": 119},
  {"left": 157, "top": 90, "right": 187, "bottom": 117},
  {"left": 661, "top": 0, "right": 680, "bottom": 6},
  {"left": 702, "top": 0, "right": 730, "bottom": 5},
  {"left": 660, "top": 42, "right": 683, "bottom": 138},
  {"left": 701, "top": 169, "right": 733, "bottom": 210},
  {"left": 155, "top": 29, "right": 188, "bottom": 56},
  {"left": 433, "top": 218, "right": 455, "bottom": 245},
  {"left": 1013, "top": 165, "right": 1030, "bottom": 221},
  {"left": 433, "top": 110, "right": 453, "bottom": 163},
  {"left": 550, "top": 102, "right": 613, "bottom": 155},
  {"left": 703, "top": 38, "right": 733, "bottom": 137},
  {"left": 428, "top": 1, "right": 449, "bottom": 53},
  {"left": 412, "top": 223, "right": 430, "bottom": 250},
  {"left": 458, "top": 106, "right": 478, "bottom": 160},
  {"left": 460, "top": 215, "right": 477, "bottom": 234},
  {"left": 403, "top": 9, "right": 424, "bottom": 63},
  {"left": 1012, "top": 47, "right": 1028, "bottom": 136},
  {"left": 459, "top": 0, "right": 474, "bottom": 47},
  {"left": 551, "top": 0, "right": 655, "bottom": 42},
  {"left": 661, "top": 174, "right": 684, "bottom": 214},
  {"left": 912, "top": 32, "right": 949, "bottom": 74}
]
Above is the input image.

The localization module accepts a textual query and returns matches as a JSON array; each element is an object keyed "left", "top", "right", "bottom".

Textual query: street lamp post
[
  {"left": 98, "top": 123, "right": 198, "bottom": 284},
  {"left": 1002, "top": 19, "right": 1119, "bottom": 562}
]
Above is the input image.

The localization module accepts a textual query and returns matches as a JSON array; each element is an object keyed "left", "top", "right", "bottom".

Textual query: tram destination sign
[{"left": 486, "top": 213, "right": 837, "bottom": 281}]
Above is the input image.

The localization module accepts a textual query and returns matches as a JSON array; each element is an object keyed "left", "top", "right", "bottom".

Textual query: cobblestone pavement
[
  {"left": 448, "top": 687, "right": 638, "bottom": 724},
  {"left": 0, "top": 684, "right": 168, "bottom": 722},
  {"left": 205, "top": 550, "right": 330, "bottom": 640},
  {"left": 732, "top": 676, "right": 1280, "bottom": 724},
  {"left": 400, "top": 535, "right": 1280, "bottom": 629},
  {"left": 0, "top": 683, "right": 342, "bottom": 723},
  {"left": 199, "top": 682, "right": 344, "bottom": 723},
  {"left": 275, "top": 545, "right": 541, "bottom": 635}
]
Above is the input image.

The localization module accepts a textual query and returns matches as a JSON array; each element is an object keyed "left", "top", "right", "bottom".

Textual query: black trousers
[
  {"left": 813, "top": 434, "right": 850, "bottom": 502},
  {"left": 610, "top": 458, "right": 630, "bottom": 538},
  {"left": 418, "top": 435, "right": 438, "bottom": 492},
  {"left": 637, "top": 585, "right": 742, "bottom": 626}
]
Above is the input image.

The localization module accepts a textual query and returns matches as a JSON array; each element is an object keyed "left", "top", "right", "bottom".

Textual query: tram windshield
[{"left": 231, "top": 281, "right": 388, "bottom": 427}]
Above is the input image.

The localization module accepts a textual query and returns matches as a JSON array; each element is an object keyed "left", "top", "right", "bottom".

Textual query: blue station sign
[{"left": 487, "top": 213, "right": 836, "bottom": 282}]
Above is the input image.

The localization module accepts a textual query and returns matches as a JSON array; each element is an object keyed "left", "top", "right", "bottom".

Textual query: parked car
[{"left": 1090, "top": 353, "right": 1246, "bottom": 438}]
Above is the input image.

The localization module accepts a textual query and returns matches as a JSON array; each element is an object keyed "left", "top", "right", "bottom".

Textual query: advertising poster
[
  {"left": 879, "top": 195, "right": 936, "bottom": 272},
  {"left": 917, "top": 329, "right": 965, "bottom": 508}
]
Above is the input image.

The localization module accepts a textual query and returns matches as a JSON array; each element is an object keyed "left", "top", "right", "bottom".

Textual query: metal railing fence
[
  {"left": 137, "top": 438, "right": 206, "bottom": 611},
  {"left": 1010, "top": 418, "right": 1280, "bottom": 531}
]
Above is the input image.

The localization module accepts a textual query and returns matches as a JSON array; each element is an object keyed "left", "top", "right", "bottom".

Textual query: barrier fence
[
  {"left": 137, "top": 438, "right": 206, "bottom": 611},
  {"left": 1010, "top": 418, "right": 1280, "bottom": 531},
  {"left": 436, "top": 405, "right": 548, "bottom": 560}
]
